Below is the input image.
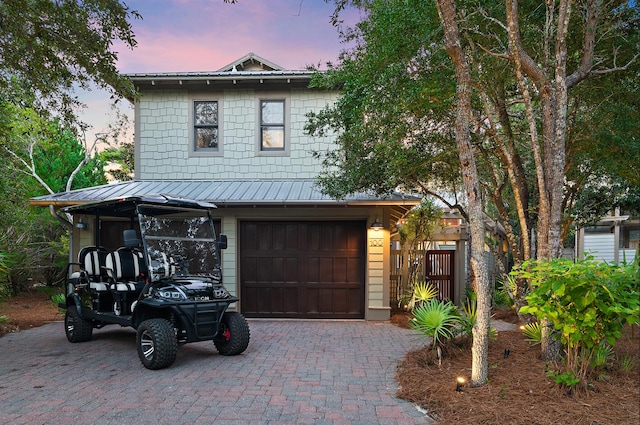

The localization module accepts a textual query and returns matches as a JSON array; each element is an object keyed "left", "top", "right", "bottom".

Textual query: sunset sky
[{"left": 79, "top": 0, "right": 360, "bottom": 143}]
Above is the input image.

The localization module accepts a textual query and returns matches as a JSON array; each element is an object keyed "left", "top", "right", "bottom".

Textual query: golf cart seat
[{"left": 70, "top": 246, "right": 110, "bottom": 291}]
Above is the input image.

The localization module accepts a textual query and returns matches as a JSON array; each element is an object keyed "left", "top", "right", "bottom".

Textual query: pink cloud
[{"left": 113, "top": 0, "right": 359, "bottom": 73}]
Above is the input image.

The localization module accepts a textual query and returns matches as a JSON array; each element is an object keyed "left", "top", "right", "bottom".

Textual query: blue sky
[{"left": 79, "top": 0, "right": 360, "bottom": 142}]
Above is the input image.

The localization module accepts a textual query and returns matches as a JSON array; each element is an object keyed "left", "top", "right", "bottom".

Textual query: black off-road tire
[
  {"left": 214, "top": 312, "right": 250, "bottom": 356},
  {"left": 136, "top": 318, "right": 178, "bottom": 370},
  {"left": 64, "top": 307, "right": 93, "bottom": 343}
]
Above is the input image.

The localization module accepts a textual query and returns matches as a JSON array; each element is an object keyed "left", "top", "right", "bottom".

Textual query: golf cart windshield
[{"left": 138, "top": 205, "right": 220, "bottom": 279}]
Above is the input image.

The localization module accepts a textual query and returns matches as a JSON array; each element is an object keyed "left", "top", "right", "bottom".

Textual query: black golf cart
[{"left": 59, "top": 195, "right": 250, "bottom": 369}]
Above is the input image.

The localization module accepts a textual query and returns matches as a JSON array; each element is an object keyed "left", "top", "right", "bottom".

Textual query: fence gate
[{"left": 426, "top": 250, "right": 455, "bottom": 301}]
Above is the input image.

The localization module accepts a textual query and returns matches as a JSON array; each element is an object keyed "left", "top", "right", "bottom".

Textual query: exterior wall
[
  {"left": 210, "top": 206, "right": 390, "bottom": 320},
  {"left": 583, "top": 233, "right": 616, "bottom": 262},
  {"left": 366, "top": 210, "right": 390, "bottom": 320},
  {"left": 135, "top": 88, "right": 339, "bottom": 180}
]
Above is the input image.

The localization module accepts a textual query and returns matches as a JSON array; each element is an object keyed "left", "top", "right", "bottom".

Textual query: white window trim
[
  {"left": 189, "top": 92, "right": 224, "bottom": 157},
  {"left": 255, "top": 93, "right": 290, "bottom": 157}
]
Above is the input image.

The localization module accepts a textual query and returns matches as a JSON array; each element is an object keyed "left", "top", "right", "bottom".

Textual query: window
[
  {"left": 194, "top": 101, "right": 218, "bottom": 150},
  {"left": 260, "top": 100, "right": 285, "bottom": 151}
]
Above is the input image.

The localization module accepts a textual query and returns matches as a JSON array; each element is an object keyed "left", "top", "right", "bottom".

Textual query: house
[
  {"left": 31, "top": 53, "right": 422, "bottom": 320},
  {"left": 575, "top": 208, "right": 639, "bottom": 263}
]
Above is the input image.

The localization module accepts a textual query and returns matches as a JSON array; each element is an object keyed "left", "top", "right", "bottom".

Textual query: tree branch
[{"left": 566, "top": 0, "right": 600, "bottom": 88}]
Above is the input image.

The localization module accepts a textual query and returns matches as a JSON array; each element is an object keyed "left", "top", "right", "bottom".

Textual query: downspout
[{"left": 49, "top": 205, "right": 74, "bottom": 269}]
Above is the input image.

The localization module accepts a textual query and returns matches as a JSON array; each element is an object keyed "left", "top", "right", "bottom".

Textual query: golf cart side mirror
[{"left": 218, "top": 234, "right": 228, "bottom": 250}]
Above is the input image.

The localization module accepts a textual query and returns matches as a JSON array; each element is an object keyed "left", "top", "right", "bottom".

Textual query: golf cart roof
[{"left": 61, "top": 195, "right": 217, "bottom": 217}]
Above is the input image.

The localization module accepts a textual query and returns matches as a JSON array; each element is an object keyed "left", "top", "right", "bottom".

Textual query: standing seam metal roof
[{"left": 29, "top": 180, "right": 421, "bottom": 208}]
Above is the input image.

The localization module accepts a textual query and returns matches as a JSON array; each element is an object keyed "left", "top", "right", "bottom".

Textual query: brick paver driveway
[{"left": 0, "top": 319, "right": 433, "bottom": 424}]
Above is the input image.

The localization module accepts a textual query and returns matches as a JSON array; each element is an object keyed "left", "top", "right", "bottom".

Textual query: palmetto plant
[
  {"left": 410, "top": 298, "right": 463, "bottom": 354},
  {"left": 461, "top": 297, "right": 497, "bottom": 341},
  {"left": 522, "top": 322, "right": 542, "bottom": 346},
  {"left": 406, "top": 280, "right": 438, "bottom": 311}
]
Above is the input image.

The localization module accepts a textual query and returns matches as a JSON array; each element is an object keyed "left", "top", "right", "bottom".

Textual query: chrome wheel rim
[{"left": 140, "top": 330, "right": 155, "bottom": 360}]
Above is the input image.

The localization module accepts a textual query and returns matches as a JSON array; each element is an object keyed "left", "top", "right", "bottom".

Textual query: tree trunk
[{"left": 435, "top": 0, "right": 491, "bottom": 387}]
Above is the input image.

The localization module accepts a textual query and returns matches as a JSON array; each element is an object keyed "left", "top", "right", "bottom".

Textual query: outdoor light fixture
[
  {"left": 456, "top": 376, "right": 466, "bottom": 392},
  {"left": 75, "top": 219, "right": 89, "bottom": 230},
  {"left": 370, "top": 217, "right": 383, "bottom": 230}
]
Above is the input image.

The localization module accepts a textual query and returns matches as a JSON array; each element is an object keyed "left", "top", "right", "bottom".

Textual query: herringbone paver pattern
[{"left": 0, "top": 320, "right": 433, "bottom": 424}]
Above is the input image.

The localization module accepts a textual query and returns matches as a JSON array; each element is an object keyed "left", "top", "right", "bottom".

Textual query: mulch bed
[
  {"left": 0, "top": 290, "right": 63, "bottom": 337},
  {"left": 394, "top": 314, "right": 640, "bottom": 425}
]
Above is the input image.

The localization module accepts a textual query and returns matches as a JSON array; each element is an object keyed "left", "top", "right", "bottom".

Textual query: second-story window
[
  {"left": 260, "top": 100, "right": 285, "bottom": 151},
  {"left": 194, "top": 101, "right": 218, "bottom": 150}
]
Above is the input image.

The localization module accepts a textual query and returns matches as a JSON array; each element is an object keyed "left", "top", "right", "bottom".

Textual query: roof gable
[{"left": 217, "top": 52, "right": 284, "bottom": 72}]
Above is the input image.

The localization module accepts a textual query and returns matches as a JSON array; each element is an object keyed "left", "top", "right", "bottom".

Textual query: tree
[
  {"left": 99, "top": 141, "right": 135, "bottom": 182},
  {"left": 314, "top": 0, "right": 638, "bottom": 381},
  {"left": 397, "top": 199, "right": 443, "bottom": 305},
  {"left": 0, "top": 92, "right": 107, "bottom": 293},
  {"left": 0, "top": 0, "right": 140, "bottom": 129},
  {"left": 434, "top": 0, "right": 492, "bottom": 386}
]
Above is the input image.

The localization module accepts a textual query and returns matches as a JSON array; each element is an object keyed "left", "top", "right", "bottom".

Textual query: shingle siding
[{"left": 136, "top": 88, "right": 338, "bottom": 180}]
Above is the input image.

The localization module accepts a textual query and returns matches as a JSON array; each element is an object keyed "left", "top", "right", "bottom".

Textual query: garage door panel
[
  {"left": 347, "top": 257, "right": 362, "bottom": 282},
  {"left": 241, "top": 221, "right": 365, "bottom": 319}
]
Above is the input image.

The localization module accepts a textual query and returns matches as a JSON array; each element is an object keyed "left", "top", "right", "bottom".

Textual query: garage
[{"left": 240, "top": 221, "right": 366, "bottom": 319}]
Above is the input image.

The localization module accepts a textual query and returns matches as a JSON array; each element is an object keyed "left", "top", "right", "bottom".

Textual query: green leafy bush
[
  {"left": 410, "top": 298, "right": 463, "bottom": 348},
  {"left": 512, "top": 258, "right": 639, "bottom": 387}
]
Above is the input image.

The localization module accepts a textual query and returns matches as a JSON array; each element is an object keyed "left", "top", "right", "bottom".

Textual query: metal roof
[
  {"left": 30, "top": 180, "right": 421, "bottom": 209},
  {"left": 127, "top": 70, "right": 316, "bottom": 81}
]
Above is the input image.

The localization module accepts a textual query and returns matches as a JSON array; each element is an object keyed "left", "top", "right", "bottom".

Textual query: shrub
[
  {"left": 513, "top": 258, "right": 639, "bottom": 388},
  {"left": 460, "top": 296, "right": 497, "bottom": 341},
  {"left": 406, "top": 280, "right": 438, "bottom": 310},
  {"left": 521, "top": 322, "right": 542, "bottom": 346},
  {"left": 410, "top": 298, "right": 463, "bottom": 351}
]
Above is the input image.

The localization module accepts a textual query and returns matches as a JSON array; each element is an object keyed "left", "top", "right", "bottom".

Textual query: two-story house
[{"left": 32, "top": 53, "right": 420, "bottom": 321}]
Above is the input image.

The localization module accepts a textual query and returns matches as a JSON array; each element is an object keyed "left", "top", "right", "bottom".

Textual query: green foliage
[
  {"left": 546, "top": 369, "right": 581, "bottom": 392},
  {"left": 322, "top": 0, "right": 639, "bottom": 270},
  {"left": 98, "top": 141, "right": 135, "bottom": 182},
  {"left": 0, "top": 0, "right": 140, "bottom": 128},
  {"left": 0, "top": 93, "right": 105, "bottom": 294},
  {"left": 590, "top": 342, "right": 614, "bottom": 370},
  {"left": 618, "top": 353, "right": 638, "bottom": 371},
  {"left": 410, "top": 298, "right": 463, "bottom": 349},
  {"left": 51, "top": 292, "right": 66, "bottom": 313},
  {"left": 405, "top": 280, "right": 438, "bottom": 310},
  {"left": 512, "top": 258, "right": 640, "bottom": 386},
  {"left": 459, "top": 297, "right": 497, "bottom": 341},
  {"left": 493, "top": 276, "right": 514, "bottom": 308},
  {"left": 307, "top": 0, "right": 461, "bottom": 200},
  {"left": 521, "top": 322, "right": 542, "bottom": 346},
  {"left": 398, "top": 199, "right": 443, "bottom": 245}
]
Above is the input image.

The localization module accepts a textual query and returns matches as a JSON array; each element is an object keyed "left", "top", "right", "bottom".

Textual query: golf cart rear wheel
[
  {"left": 214, "top": 312, "right": 250, "bottom": 356},
  {"left": 136, "top": 318, "right": 178, "bottom": 370},
  {"left": 64, "top": 307, "right": 93, "bottom": 343}
]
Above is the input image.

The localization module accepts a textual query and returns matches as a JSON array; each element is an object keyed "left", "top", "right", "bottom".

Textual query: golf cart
[{"left": 59, "top": 195, "right": 249, "bottom": 369}]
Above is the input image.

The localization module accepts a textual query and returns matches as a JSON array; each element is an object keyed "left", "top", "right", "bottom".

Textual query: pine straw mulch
[
  {"left": 392, "top": 308, "right": 640, "bottom": 425},
  {"left": 0, "top": 290, "right": 63, "bottom": 337}
]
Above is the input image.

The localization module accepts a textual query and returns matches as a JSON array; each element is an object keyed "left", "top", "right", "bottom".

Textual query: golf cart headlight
[
  {"left": 157, "top": 289, "right": 185, "bottom": 300},
  {"left": 213, "top": 286, "right": 230, "bottom": 299}
]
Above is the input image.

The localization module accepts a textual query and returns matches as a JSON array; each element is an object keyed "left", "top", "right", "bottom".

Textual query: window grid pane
[{"left": 196, "top": 127, "right": 218, "bottom": 149}]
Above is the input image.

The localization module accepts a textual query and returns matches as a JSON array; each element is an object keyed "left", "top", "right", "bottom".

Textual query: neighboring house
[
  {"left": 31, "top": 53, "right": 421, "bottom": 321},
  {"left": 576, "top": 208, "right": 639, "bottom": 263}
]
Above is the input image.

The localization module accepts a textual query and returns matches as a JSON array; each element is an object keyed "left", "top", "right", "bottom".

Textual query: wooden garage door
[{"left": 240, "top": 221, "right": 365, "bottom": 319}]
